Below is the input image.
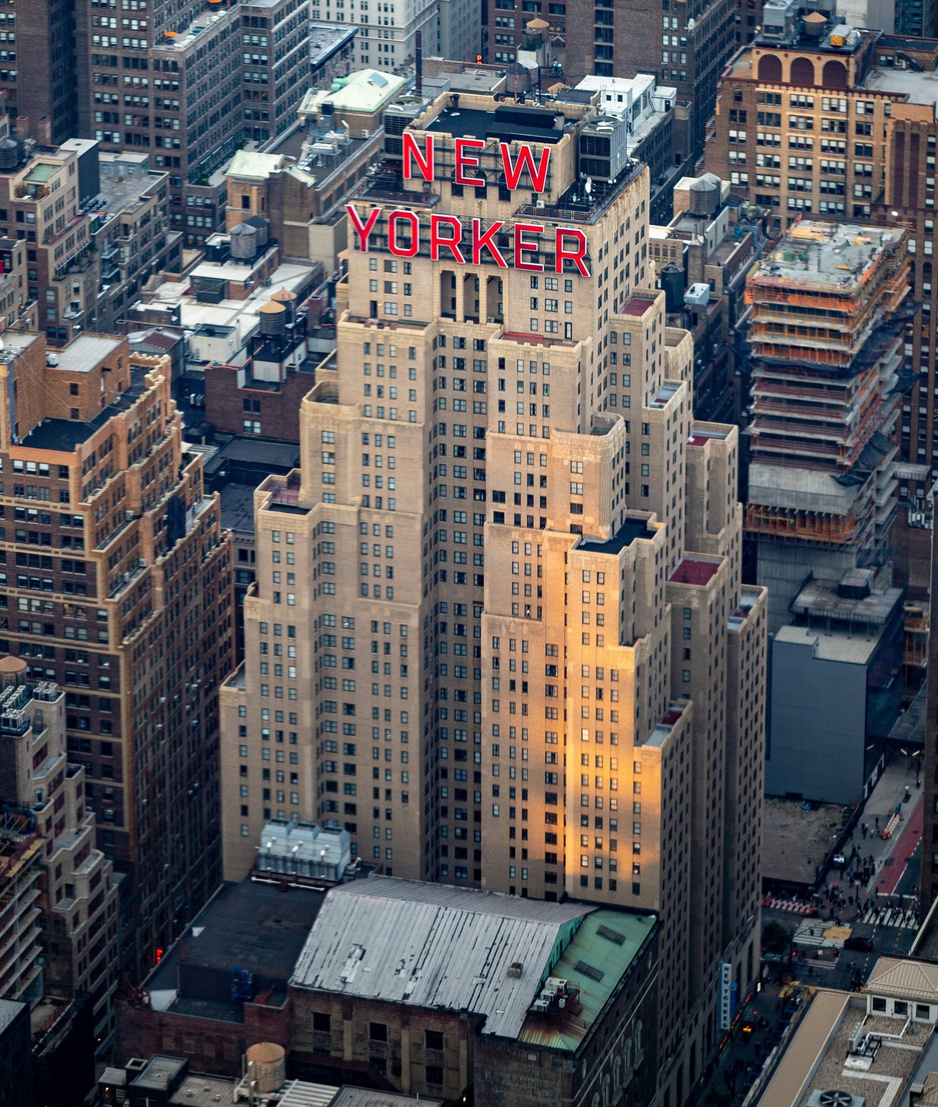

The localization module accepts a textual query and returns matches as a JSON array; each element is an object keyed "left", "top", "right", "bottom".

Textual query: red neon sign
[
  {"left": 402, "top": 133, "right": 553, "bottom": 193},
  {"left": 350, "top": 135, "right": 590, "bottom": 276},
  {"left": 348, "top": 207, "right": 590, "bottom": 277}
]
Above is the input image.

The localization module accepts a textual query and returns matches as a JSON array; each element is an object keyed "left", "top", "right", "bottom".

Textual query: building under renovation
[{"left": 743, "top": 219, "right": 910, "bottom": 629}]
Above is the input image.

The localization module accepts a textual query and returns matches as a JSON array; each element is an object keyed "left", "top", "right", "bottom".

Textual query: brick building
[
  {"left": 485, "top": 0, "right": 565, "bottom": 66},
  {"left": 921, "top": 496, "right": 938, "bottom": 914},
  {"left": 227, "top": 67, "right": 407, "bottom": 274},
  {"left": 220, "top": 86, "right": 768, "bottom": 1107},
  {"left": 0, "top": 0, "right": 76, "bottom": 146},
  {"left": 564, "top": 0, "right": 737, "bottom": 160},
  {"left": 704, "top": 13, "right": 938, "bottom": 507},
  {"left": 289, "top": 877, "right": 659, "bottom": 1107},
  {"left": 0, "top": 658, "right": 120, "bottom": 1055},
  {"left": 116, "top": 880, "right": 317, "bottom": 1071},
  {"left": 0, "top": 328, "right": 233, "bottom": 978}
]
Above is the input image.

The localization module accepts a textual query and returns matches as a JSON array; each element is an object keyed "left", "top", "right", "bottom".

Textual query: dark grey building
[
  {"left": 768, "top": 573, "right": 905, "bottom": 804},
  {"left": 0, "top": 1000, "right": 33, "bottom": 1107}
]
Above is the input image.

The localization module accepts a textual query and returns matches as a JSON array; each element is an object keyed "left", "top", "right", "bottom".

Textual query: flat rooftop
[
  {"left": 424, "top": 105, "right": 570, "bottom": 145},
  {"left": 866, "top": 64, "right": 938, "bottom": 109},
  {"left": 19, "top": 369, "right": 150, "bottom": 452},
  {"left": 153, "top": 5, "right": 235, "bottom": 53},
  {"left": 578, "top": 517, "right": 655, "bottom": 556},
  {"left": 754, "top": 989, "right": 852, "bottom": 1107},
  {"left": 728, "top": 587, "right": 764, "bottom": 630},
  {"left": 329, "top": 1091, "right": 442, "bottom": 1107},
  {"left": 219, "top": 482, "right": 258, "bottom": 535},
  {"left": 146, "top": 879, "right": 326, "bottom": 998},
  {"left": 789, "top": 1004, "right": 929, "bottom": 1107},
  {"left": 169, "top": 1074, "right": 237, "bottom": 1107},
  {"left": 752, "top": 220, "right": 902, "bottom": 293},
  {"left": 95, "top": 161, "right": 165, "bottom": 218},
  {"left": 790, "top": 576, "right": 904, "bottom": 628},
  {"left": 0, "top": 333, "right": 41, "bottom": 358},
  {"left": 773, "top": 623, "right": 881, "bottom": 665},
  {"left": 620, "top": 295, "right": 657, "bottom": 316},
  {"left": 53, "top": 334, "right": 124, "bottom": 374},
  {"left": 212, "top": 438, "right": 301, "bottom": 469},
  {"left": 310, "top": 22, "right": 357, "bottom": 68},
  {"left": 687, "top": 425, "right": 730, "bottom": 447},
  {"left": 133, "top": 1054, "right": 187, "bottom": 1092},
  {"left": 669, "top": 557, "right": 721, "bottom": 587},
  {"left": 143, "top": 261, "right": 318, "bottom": 335}
]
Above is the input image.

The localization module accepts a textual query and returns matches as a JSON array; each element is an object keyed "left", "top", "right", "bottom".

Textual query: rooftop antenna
[{"left": 415, "top": 30, "right": 422, "bottom": 96}]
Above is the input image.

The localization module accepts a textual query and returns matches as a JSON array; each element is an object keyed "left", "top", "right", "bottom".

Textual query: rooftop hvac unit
[
  {"left": 532, "top": 998, "right": 550, "bottom": 1012},
  {"left": 685, "top": 282, "right": 711, "bottom": 308},
  {"left": 578, "top": 116, "right": 630, "bottom": 183},
  {"left": 806, "top": 1092, "right": 866, "bottom": 1107}
]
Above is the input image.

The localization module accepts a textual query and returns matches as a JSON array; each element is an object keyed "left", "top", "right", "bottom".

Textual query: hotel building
[{"left": 220, "top": 91, "right": 767, "bottom": 1107}]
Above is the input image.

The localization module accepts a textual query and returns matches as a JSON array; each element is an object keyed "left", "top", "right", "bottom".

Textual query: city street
[{"left": 699, "top": 759, "right": 928, "bottom": 1107}]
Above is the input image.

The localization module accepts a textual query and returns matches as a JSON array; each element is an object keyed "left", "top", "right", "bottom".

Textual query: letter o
[{"left": 388, "top": 210, "right": 419, "bottom": 257}]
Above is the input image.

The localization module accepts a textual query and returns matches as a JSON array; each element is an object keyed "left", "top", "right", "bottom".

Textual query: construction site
[
  {"left": 0, "top": 813, "right": 42, "bottom": 1003},
  {"left": 742, "top": 218, "right": 912, "bottom": 629}
]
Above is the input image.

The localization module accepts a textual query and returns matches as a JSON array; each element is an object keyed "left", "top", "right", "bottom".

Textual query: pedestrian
[{"left": 875, "top": 817, "right": 880, "bottom": 830}]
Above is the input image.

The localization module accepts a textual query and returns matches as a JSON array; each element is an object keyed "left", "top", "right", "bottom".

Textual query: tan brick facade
[{"left": 221, "top": 90, "right": 767, "bottom": 1107}]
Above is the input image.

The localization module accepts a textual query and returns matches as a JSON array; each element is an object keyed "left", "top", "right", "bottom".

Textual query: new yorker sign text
[{"left": 346, "top": 133, "right": 591, "bottom": 277}]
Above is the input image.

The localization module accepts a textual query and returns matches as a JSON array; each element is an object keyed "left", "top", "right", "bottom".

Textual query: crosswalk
[
  {"left": 793, "top": 919, "right": 840, "bottom": 947},
  {"left": 855, "top": 903, "right": 919, "bottom": 929},
  {"left": 792, "top": 906, "right": 919, "bottom": 950}
]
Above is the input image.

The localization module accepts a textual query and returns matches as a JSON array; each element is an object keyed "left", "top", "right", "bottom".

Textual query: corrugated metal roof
[
  {"left": 24, "top": 162, "right": 58, "bottom": 183},
  {"left": 290, "top": 877, "right": 595, "bottom": 1041},
  {"left": 331, "top": 1089, "right": 444, "bottom": 1107},
  {"left": 276, "top": 1081, "right": 339, "bottom": 1107},
  {"left": 866, "top": 955, "right": 938, "bottom": 1000}
]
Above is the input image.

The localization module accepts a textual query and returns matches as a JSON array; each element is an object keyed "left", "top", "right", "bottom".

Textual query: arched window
[
  {"left": 790, "top": 57, "right": 815, "bottom": 86},
  {"left": 758, "top": 54, "right": 783, "bottom": 81},
  {"left": 822, "top": 60, "right": 848, "bottom": 88}
]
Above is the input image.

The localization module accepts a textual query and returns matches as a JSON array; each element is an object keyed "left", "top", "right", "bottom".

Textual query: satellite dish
[{"left": 585, "top": 177, "right": 593, "bottom": 194}]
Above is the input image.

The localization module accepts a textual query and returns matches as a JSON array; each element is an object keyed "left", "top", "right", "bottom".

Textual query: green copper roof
[{"left": 516, "top": 908, "right": 656, "bottom": 1052}]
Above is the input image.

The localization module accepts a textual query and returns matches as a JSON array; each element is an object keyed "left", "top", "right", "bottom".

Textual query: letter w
[{"left": 500, "top": 143, "right": 552, "bottom": 192}]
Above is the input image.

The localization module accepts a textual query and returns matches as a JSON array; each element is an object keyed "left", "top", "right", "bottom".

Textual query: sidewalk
[{"left": 816, "top": 756, "right": 923, "bottom": 920}]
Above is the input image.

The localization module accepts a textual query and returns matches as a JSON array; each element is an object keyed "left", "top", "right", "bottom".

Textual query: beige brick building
[
  {"left": 220, "top": 90, "right": 767, "bottom": 1107},
  {"left": 0, "top": 330, "right": 234, "bottom": 979}
]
